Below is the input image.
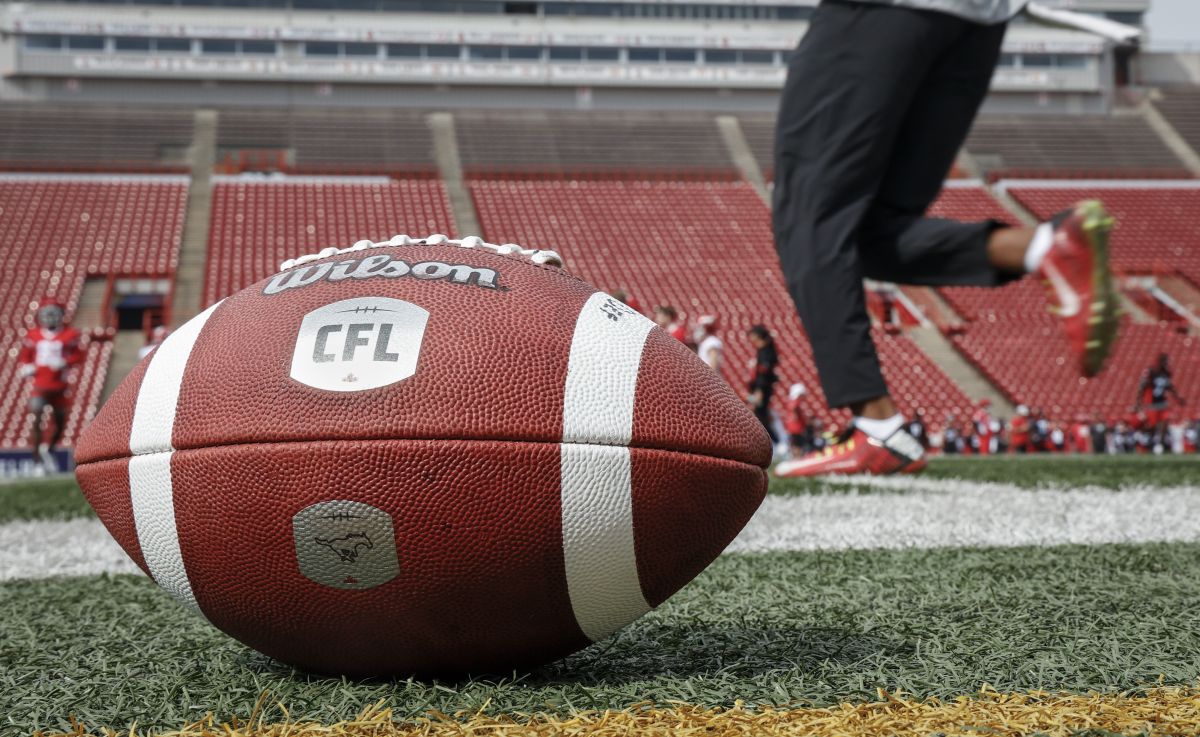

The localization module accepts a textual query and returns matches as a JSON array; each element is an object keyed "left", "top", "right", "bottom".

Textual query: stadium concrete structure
[{"left": 1, "top": 0, "right": 1199, "bottom": 472}]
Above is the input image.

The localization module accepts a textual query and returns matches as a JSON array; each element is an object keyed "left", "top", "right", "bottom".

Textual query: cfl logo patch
[{"left": 290, "top": 297, "right": 428, "bottom": 392}]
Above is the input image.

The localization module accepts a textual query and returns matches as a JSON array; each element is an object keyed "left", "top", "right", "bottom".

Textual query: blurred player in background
[
  {"left": 653, "top": 305, "right": 688, "bottom": 344},
  {"left": 695, "top": 315, "right": 723, "bottom": 373},
  {"left": 18, "top": 297, "right": 83, "bottom": 473},
  {"left": 782, "top": 382, "right": 811, "bottom": 455},
  {"left": 745, "top": 325, "right": 780, "bottom": 444},
  {"left": 1136, "top": 353, "right": 1186, "bottom": 453},
  {"left": 773, "top": 0, "right": 1120, "bottom": 477},
  {"left": 1009, "top": 405, "right": 1031, "bottom": 453}
]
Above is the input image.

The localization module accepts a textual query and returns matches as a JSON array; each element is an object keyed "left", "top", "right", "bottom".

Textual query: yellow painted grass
[{"left": 36, "top": 685, "right": 1200, "bottom": 737}]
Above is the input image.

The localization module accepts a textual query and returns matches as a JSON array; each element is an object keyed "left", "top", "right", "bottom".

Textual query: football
[{"left": 74, "top": 234, "right": 770, "bottom": 677}]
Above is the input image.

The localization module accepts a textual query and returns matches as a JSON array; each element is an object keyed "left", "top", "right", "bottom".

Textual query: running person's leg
[
  {"left": 28, "top": 395, "right": 47, "bottom": 463},
  {"left": 773, "top": 3, "right": 1010, "bottom": 476}
]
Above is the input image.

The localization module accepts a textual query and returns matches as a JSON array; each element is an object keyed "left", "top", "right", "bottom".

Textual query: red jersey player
[
  {"left": 971, "top": 399, "right": 996, "bottom": 455},
  {"left": 653, "top": 305, "right": 689, "bottom": 345},
  {"left": 1136, "top": 353, "right": 1186, "bottom": 452},
  {"left": 1009, "top": 405, "right": 1031, "bottom": 453},
  {"left": 18, "top": 297, "right": 83, "bottom": 472}
]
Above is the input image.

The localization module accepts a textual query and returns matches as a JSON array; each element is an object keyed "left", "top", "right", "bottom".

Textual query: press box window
[
  {"left": 343, "top": 42, "right": 378, "bottom": 57},
  {"left": 387, "top": 44, "right": 422, "bottom": 58},
  {"left": 305, "top": 41, "right": 340, "bottom": 56},
  {"left": 24, "top": 35, "right": 64, "bottom": 50},
  {"left": 468, "top": 45, "right": 504, "bottom": 60},
  {"left": 156, "top": 38, "right": 193, "bottom": 53},
  {"left": 549, "top": 46, "right": 583, "bottom": 62},
  {"left": 506, "top": 46, "right": 542, "bottom": 61},
  {"left": 241, "top": 40, "right": 278, "bottom": 55},
  {"left": 115, "top": 37, "right": 153, "bottom": 52},
  {"left": 628, "top": 48, "right": 663, "bottom": 63},
  {"left": 585, "top": 47, "right": 619, "bottom": 62},
  {"left": 425, "top": 44, "right": 461, "bottom": 59},
  {"left": 66, "top": 36, "right": 105, "bottom": 51},
  {"left": 740, "top": 50, "right": 775, "bottom": 65},
  {"left": 201, "top": 39, "right": 238, "bottom": 54}
]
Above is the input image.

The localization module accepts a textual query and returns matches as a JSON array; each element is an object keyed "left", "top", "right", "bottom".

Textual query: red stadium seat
[
  {"left": 0, "top": 175, "right": 188, "bottom": 448},
  {"left": 203, "top": 176, "right": 457, "bottom": 303},
  {"left": 470, "top": 176, "right": 976, "bottom": 432}
]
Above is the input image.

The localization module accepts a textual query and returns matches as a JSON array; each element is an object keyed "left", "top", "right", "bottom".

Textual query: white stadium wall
[{"left": 0, "top": 0, "right": 1122, "bottom": 113}]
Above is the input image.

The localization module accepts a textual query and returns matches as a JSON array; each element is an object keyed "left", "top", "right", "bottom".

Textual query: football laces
[{"left": 279, "top": 234, "right": 564, "bottom": 272}]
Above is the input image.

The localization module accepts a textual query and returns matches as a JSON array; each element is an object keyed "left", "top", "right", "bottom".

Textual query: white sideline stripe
[
  {"left": 0, "top": 518, "right": 142, "bottom": 580},
  {"left": 8, "top": 481, "right": 1200, "bottom": 581},
  {"left": 128, "top": 300, "right": 223, "bottom": 612},
  {"left": 727, "top": 479, "right": 1200, "bottom": 553},
  {"left": 560, "top": 292, "right": 655, "bottom": 642}
]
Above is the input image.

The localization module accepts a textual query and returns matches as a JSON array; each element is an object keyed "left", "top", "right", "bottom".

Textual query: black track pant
[{"left": 772, "top": 0, "right": 1018, "bottom": 409}]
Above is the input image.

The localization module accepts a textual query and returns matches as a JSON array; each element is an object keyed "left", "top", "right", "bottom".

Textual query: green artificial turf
[
  {"left": 5, "top": 542, "right": 1200, "bottom": 732},
  {"left": 0, "top": 477, "right": 93, "bottom": 523}
]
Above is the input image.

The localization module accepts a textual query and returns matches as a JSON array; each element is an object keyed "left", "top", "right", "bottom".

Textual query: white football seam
[
  {"left": 560, "top": 292, "right": 655, "bottom": 643},
  {"left": 127, "top": 299, "right": 224, "bottom": 615}
]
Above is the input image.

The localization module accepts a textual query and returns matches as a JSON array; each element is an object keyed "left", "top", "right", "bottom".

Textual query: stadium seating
[
  {"left": 203, "top": 176, "right": 456, "bottom": 302},
  {"left": 0, "top": 175, "right": 188, "bottom": 448},
  {"left": 1154, "top": 87, "right": 1200, "bottom": 159},
  {"left": 965, "top": 115, "right": 1190, "bottom": 180},
  {"left": 215, "top": 108, "right": 437, "bottom": 174},
  {"left": 0, "top": 103, "right": 194, "bottom": 172},
  {"left": 470, "top": 176, "right": 975, "bottom": 431},
  {"left": 455, "top": 111, "right": 736, "bottom": 176}
]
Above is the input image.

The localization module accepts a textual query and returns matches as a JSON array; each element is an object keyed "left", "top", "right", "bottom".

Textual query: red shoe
[
  {"left": 1039, "top": 200, "right": 1120, "bottom": 377},
  {"left": 774, "top": 427, "right": 926, "bottom": 478}
]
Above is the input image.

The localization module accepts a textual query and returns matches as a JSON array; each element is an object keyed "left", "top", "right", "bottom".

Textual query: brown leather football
[{"left": 75, "top": 234, "right": 769, "bottom": 677}]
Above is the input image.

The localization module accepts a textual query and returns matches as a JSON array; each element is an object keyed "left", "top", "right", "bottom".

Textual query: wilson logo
[{"left": 264, "top": 254, "right": 500, "bottom": 296}]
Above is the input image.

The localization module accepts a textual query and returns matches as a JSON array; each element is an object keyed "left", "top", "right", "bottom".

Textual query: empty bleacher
[
  {"left": 203, "top": 176, "right": 456, "bottom": 303},
  {"left": 0, "top": 174, "right": 188, "bottom": 448},
  {"left": 215, "top": 108, "right": 437, "bottom": 174},
  {"left": 1155, "top": 87, "right": 1200, "bottom": 159},
  {"left": 470, "top": 175, "right": 975, "bottom": 431},
  {"left": 455, "top": 111, "right": 736, "bottom": 176},
  {"left": 0, "top": 103, "right": 194, "bottom": 173},
  {"left": 965, "top": 114, "right": 1190, "bottom": 180}
]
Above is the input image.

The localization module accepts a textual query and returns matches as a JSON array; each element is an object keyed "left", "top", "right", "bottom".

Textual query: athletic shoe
[
  {"left": 774, "top": 427, "right": 926, "bottom": 478},
  {"left": 1039, "top": 200, "right": 1119, "bottom": 377}
]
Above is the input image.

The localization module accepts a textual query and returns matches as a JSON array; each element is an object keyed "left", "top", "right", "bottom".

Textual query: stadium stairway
[
  {"left": 1151, "top": 275, "right": 1200, "bottom": 332},
  {"left": 99, "top": 331, "right": 147, "bottom": 405},
  {"left": 1139, "top": 100, "right": 1200, "bottom": 177},
  {"left": 907, "top": 326, "right": 1015, "bottom": 416},
  {"left": 427, "top": 112, "right": 479, "bottom": 237},
  {"left": 171, "top": 109, "right": 218, "bottom": 325},
  {"left": 715, "top": 115, "right": 769, "bottom": 205}
]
